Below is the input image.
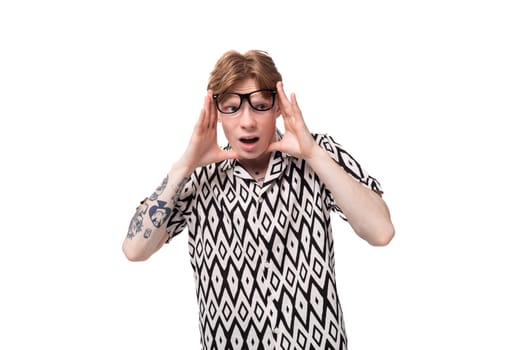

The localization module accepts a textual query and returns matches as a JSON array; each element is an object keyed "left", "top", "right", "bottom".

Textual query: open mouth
[{"left": 240, "top": 137, "right": 259, "bottom": 144}]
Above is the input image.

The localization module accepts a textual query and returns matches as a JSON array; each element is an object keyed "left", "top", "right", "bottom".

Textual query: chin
[{"left": 240, "top": 151, "right": 263, "bottom": 160}]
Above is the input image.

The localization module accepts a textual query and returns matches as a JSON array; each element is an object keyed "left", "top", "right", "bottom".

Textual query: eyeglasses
[{"left": 213, "top": 89, "right": 277, "bottom": 115}]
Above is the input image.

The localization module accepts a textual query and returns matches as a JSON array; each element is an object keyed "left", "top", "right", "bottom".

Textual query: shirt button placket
[
  {"left": 256, "top": 243, "right": 279, "bottom": 346},
  {"left": 253, "top": 184, "right": 279, "bottom": 347},
  {"left": 263, "top": 261, "right": 281, "bottom": 344}
]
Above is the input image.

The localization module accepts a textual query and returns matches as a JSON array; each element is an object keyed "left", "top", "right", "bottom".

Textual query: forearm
[
  {"left": 122, "top": 160, "right": 193, "bottom": 261},
  {"left": 306, "top": 145, "right": 395, "bottom": 246}
]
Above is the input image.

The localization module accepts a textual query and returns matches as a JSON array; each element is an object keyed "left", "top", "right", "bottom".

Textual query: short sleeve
[
  {"left": 315, "top": 133, "right": 383, "bottom": 219},
  {"left": 164, "top": 176, "right": 194, "bottom": 243}
]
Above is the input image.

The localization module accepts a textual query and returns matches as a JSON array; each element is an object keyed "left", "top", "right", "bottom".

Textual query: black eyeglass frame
[{"left": 212, "top": 89, "right": 277, "bottom": 114}]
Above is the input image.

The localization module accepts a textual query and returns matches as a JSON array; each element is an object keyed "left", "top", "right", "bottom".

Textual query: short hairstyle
[{"left": 207, "top": 50, "right": 282, "bottom": 94}]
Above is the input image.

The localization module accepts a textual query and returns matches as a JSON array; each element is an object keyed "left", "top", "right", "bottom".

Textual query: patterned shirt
[{"left": 166, "top": 133, "right": 382, "bottom": 350}]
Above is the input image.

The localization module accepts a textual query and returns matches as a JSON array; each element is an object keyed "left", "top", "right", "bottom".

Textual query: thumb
[
  {"left": 266, "top": 140, "right": 283, "bottom": 154},
  {"left": 220, "top": 148, "right": 240, "bottom": 161}
]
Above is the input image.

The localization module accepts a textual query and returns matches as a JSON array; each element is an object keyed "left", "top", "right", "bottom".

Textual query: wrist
[
  {"left": 303, "top": 143, "right": 325, "bottom": 163},
  {"left": 172, "top": 157, "right": 195, "bottom": 177}
]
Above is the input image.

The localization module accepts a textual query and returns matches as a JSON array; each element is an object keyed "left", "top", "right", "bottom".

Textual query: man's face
[{"left": 217, "top": 78, "right": 280, "bottom": 162}]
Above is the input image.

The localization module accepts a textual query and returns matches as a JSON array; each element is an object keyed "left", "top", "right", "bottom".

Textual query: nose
[{"left": 238, "top": 103, "right": 257, "bottom": 129}]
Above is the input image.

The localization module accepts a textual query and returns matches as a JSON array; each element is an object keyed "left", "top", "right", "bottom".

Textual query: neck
[{"left": 239, "top": 154, "right": 270, "bottom": 177}]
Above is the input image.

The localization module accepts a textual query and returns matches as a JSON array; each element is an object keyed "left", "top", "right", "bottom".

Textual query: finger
[
  {"left": 290, "top": 92, "right": 304, "bottom": 120},
  {"left": 276, "top": 81, "right": 292, "bottom": 112},
  {"left": 199, "top": 94, "right": 211, "bottom": 130},
  {"left": 208, "top": 90, "right": 219, "bottom": 130},
  {"left": 195, "top": 103, "right": 207, "bottom": 133},
  {"left": 204, "top": 91, "right": 215, "bottom": 129}
]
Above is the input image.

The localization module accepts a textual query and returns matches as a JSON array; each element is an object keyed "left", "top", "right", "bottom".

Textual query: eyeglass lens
[{"left": 216, "top": 90, "right": 275, "bottom": 114}]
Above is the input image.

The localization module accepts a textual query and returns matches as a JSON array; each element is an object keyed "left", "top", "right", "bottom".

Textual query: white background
[{"left": 1, "top": 0, "right": 524, "bottom": 349}]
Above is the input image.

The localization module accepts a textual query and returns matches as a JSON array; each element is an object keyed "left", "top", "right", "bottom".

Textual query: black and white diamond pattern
[{"left": 166, "top": 133, "right": 382, "bottom": 349}]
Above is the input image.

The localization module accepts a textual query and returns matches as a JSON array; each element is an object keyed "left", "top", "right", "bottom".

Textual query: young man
[{"left": 123, "top": 50, "right": 394, "bottom": 350}]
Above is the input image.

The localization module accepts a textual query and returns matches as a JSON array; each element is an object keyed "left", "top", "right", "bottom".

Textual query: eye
[
  {"left": 253, "top": 103, "right": 270, "bottom": 111},
  {"left": 250, "top": 91, "right": 274, "bottom": 111},
  {"left": 223, "top": 105, "right": 240, "bottom": 113},
  {"left": 217, "top": 93, "right": 241, "bottom": 114}
]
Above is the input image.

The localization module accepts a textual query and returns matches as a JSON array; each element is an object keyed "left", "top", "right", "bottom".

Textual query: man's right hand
[{"left": 179, "top": 90, "right": 239, "bottom": 173}]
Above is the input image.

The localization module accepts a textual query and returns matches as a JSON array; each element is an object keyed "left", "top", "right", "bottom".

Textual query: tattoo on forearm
[
  {"left": 127, "top": 175, "right": 189, "bottom": 240},
  {"left": 171, "top": 176, "right": 190, "bottom": 204},
  {"left": 127, "top": 201, "right": 149, "bottom": 240},
  {"left": 149, "top": 176, "right": 168, "bottom": 201},
  {"left": 148, "top": 200, "right": 172, "bottom": 228}
]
